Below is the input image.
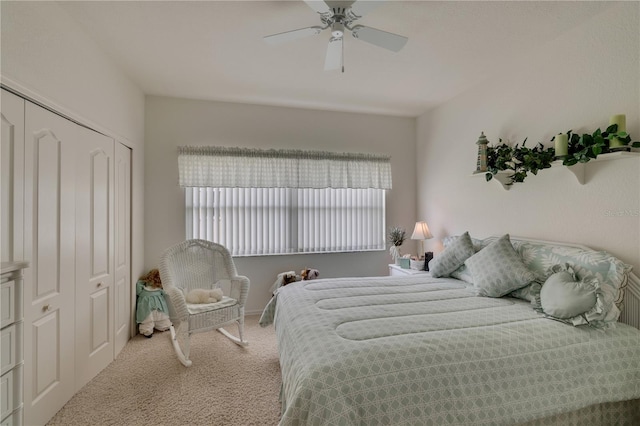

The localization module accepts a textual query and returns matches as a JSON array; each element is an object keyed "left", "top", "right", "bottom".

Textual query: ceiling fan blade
[
  {"left": 264, "top": 26, "right": 323, "bottom": 44},
  {"left": 348, "top": 0, "right": 384, "bottom": 19},
  {"left": 303, "top": 0, "right": 333, "bottom": 17},
  {"left": 350, "top": 25, "right": 407, "bottom": 52},
  {"left": 324, "top": 37, "right": 343, "bottom": 71}
]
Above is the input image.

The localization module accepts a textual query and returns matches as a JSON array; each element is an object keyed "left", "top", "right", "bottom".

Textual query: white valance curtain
[{"left": 178, "top": 146, "right": 392, "bottom": 189}]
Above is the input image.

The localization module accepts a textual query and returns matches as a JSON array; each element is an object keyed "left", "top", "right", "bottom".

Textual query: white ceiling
[{"left": 59, "top": 0, "right": 613, "bottom": 117}]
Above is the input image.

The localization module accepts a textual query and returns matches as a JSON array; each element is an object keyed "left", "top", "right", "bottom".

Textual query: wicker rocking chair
[{"left": 159, "top": 239, "right": 250, "bottom": 367}]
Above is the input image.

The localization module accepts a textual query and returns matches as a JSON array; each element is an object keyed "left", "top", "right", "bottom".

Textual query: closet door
[
  {"left": 114, "top": 142, "right": 131, "bottom": 357},
  {"left": 74, "top": 128, "right": 115, "bottom": 390},
  {"left": 23, "top": 102, "right": 77, "bottom": 426},
  {"left": 1, "top": 89, "right": 24, "bottom": 263}
]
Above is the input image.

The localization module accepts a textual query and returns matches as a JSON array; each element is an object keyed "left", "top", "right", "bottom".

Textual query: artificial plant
[
  {"left": 387, "top": 226, "right": 406, "bottom": 260},
  {"left": 559, "top": 124, "right": 638, "bottom": 166},
  {"left": 485, "top": 138, "right": 555, "bottom": 185},
  {"left": 485, "top": 124, "right": 639, "bottom": 185}
]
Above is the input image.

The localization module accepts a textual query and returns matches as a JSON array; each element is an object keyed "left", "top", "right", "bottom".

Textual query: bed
[{"left": 261, "top": 235, "right": 640, "bottom": 425}]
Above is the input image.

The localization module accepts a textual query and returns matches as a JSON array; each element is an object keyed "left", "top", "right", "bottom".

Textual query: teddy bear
[
  {"left": 268, "top": 270, "right": 301, "bottom": 295},
  {"left": 185, "top": 288, "right": 224, "bottom": 304},
  {"left": 301, "top": 268, "right": 320, "bottom": 280},
  {"left": 282, "top": 271, "right": 302, "bottom": 285},
  {"left": 136, "top": 269, "right": 172, "bottom": 338}
]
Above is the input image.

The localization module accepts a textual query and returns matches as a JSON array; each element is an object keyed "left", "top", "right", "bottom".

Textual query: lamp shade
[{"left": 411, "top": 221, "right": 433, "bottom": 240}]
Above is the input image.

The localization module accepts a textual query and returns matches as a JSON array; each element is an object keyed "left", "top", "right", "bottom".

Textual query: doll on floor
[{"left": 136, "top": 269, "right": 171, "bottom": 337}]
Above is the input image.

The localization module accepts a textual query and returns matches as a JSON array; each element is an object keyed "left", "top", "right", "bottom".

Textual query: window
[
  {"left": 186, "top": 187, "right": 385, "bottom": 256},
  {"left": 178, "top": 146, "right": 392, "bottom": 257}
]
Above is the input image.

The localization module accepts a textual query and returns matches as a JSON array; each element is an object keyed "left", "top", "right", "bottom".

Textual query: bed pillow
[
  {"left": 443, "top": 234, "right": 485, "bottom": 284},
  {"left": 535, "top": 264, "right": 616, "bottom": 329},
  {"left": 509, "top": 281, "right": 542, "bottom": 303},
  {"left": 442, "top": 234, "right": 485, "bottom": 252},
  {"left": 540, "top": 269, "right": 597, "bottom": 318},
  {"left": 429, "top": 232, "right": 475, "bottom": 278},
  {"left": 511, "top": 240, "right": 631, "bottom": 310},
  {"left": 465, "top": 234, "right": 536, "bottom": 297},
  {"left": 449, "top": 265, "right": 474, "bottom": 284}
]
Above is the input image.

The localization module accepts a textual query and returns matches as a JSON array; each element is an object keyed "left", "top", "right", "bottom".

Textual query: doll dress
[{"left": 136, "top": 280, "right": 169, "bottom": 323}]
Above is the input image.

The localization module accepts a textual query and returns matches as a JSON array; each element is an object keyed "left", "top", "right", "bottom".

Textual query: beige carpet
[{"left": 47, "top": 315, "right": 282, "bottom": 426}]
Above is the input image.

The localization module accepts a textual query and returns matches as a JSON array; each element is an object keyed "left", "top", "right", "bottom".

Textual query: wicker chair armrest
[
  {"left": 229, "top": 275, "right": 250, "bottom": 307},
  {"left": 164, "top": 285, "right": 189, "bottom": 323}
]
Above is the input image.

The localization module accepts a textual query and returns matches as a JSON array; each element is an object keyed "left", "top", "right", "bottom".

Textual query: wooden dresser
[{"left": 1, "top": 261, "right": 27, "bottom": 426}]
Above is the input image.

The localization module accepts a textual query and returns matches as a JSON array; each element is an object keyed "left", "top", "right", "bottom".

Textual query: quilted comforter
[{"left": 267, "top": 275, "right": 640, "bottom": 425}]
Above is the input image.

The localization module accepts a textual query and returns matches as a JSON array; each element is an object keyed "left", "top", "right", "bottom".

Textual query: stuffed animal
[
  {"left": 282, "top": 271, "right": 301, "bottom": 286},
  {"left": 136, "top": 269, "right": 171, "bottom": 338},
  {"left": 268, "top": 271, "right": 301, "bottom": 295},
  {"left": 142, "top": 268, "right": 163, "bottom": 289},
  {"left": 185, "top": 288, "right": 224, "bottom": 304},
  {"left": 301, "top": 268, "right": 320, "bottom": 280}
]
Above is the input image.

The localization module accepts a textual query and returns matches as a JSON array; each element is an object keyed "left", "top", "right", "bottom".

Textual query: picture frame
[{"left": 423, "top": 252, "right": 433, "bottom": 271}]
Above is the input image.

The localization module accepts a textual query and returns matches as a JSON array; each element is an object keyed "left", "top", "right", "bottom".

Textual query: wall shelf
[{"left": 472, "top": 151, "right": 640, "bottom": 190}]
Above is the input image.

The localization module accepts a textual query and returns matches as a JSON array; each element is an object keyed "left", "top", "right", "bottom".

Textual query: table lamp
[{"left": 411, "top": 221, "right": 433, "bottom": 260}]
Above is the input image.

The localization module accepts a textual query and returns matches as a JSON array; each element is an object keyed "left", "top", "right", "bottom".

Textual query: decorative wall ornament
[
  {"left": 474, "top": 132, "right": 489, "bottom": 173},
  {"left": 608, "top": 114, "right": 628, "bottom": 151},
  {"left": 554, "top": 133, "right": 568, "bottom": 158}
]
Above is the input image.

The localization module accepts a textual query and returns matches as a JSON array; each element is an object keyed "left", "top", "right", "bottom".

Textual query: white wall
[
  {"left": 1, "top": 1, "right": 146, "bottom": 281},
  {"left": 145, "top": 96, "right": 416, "bottom": 313},
  {"left": 1, "top": 1, "right": 144, "bottom": 144},
  {"left": 416, "top": 2, "right": 640, "bottom": 273}
]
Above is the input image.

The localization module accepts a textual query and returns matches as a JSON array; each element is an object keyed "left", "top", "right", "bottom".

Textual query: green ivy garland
[{"left": 485, "top": 124, "right": 639, "bottom": 186}]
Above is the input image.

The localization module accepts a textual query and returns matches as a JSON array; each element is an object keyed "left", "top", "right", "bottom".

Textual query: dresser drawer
[
  {"left": 0, "top": 366, "right": 22, "bottom": 421},
  {"left": 0, "top": 408, "right": 21, "bottom": 426},
  {"left": 0, "top": 324, "right": 21, "bottom": 377},
  {"left": 0, "top": 281, "right": 16, "bottom": 328}
]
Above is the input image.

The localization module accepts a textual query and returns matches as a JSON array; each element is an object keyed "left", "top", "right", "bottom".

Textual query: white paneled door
[
  {"left": 114, "top": 142, "right": 131, "bottom": 357},
  {"left": 74, "top": 127, "right": 115, "bottom": 390},
  {"left": 10, "top": 91, "right": 134, "bottom": 425},
  {"left": 23, "top": 102, "right": 77, "bottom": 426},
  {"left": 1, "top": 90, "right": 24, "bottom": 263}
]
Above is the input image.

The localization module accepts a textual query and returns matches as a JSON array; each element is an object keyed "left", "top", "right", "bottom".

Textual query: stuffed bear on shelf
[{"left": 136, "top": 268, "right": 171, "bottom": 338}]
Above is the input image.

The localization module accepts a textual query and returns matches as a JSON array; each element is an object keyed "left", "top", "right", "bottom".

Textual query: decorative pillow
[
  {"left": 509, "top": 280, "right": 542, "bottom": 303},
  {"left": 443, "top": 234, "right": 485, "bottom": 284},
  {"left": 540, "top": 268, "right": 597, "bottom": 319},
  {"left": 450, "top": 264, "right": 474, "bottom": 284},
  {"left": 429, "top": 232, "right": 475, "bottom": 278},
  {"left": 511, "top": 240, "right": 631, "bottom": 310},
  {"left": 465, "top": 234, "right": 537, "bottom": 297},
  {"left": 442, "top": 234, "right": 485, "bottom": 252},
  {"left": 535, "top": 264, "right": 612, "bottom": 329}
]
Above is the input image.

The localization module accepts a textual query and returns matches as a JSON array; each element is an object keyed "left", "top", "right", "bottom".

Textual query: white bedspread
[{"left": 270, "top": 275, "right": 640, "bottom": 425}]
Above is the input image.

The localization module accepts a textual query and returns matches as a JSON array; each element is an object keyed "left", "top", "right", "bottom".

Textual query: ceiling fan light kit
[{"left": 264, "top": 0, "right": 408, "bottom": 72}]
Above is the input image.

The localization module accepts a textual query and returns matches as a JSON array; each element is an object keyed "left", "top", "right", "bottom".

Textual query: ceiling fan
[{"left": 264, "top": 0, "right": 408, "bottom": 72}]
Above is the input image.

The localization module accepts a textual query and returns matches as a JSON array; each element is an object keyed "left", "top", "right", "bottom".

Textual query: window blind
[{"left": 186, "top": 187, "right": 385, "bottom": 256}]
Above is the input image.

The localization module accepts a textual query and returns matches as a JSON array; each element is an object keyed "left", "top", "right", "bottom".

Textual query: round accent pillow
[{"left": 540, "top": 271, "right": 597, "bottom": 319}]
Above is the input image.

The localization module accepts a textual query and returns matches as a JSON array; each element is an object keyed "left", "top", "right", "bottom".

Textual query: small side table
[{"left": 388, "top": 264, "right": 429, "bottom": 276}]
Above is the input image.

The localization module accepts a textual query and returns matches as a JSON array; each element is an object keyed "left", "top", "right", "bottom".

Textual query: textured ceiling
[{"left": 59, "top": 1, "right": 613, "bottom": 117}]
